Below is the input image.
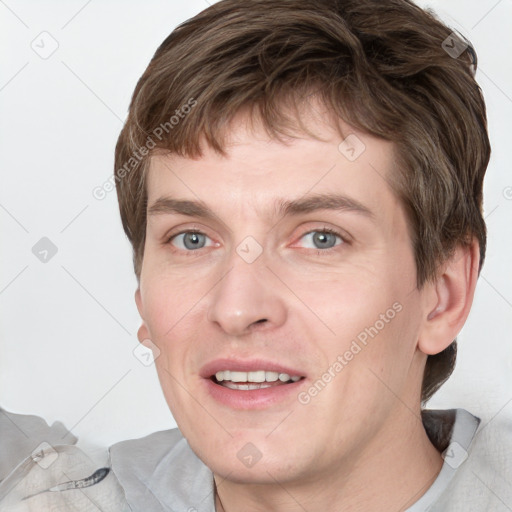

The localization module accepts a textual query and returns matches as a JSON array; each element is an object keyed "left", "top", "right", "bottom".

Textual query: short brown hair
[{"left": 115, "top": 0, "right": 490, "bottom": 402}]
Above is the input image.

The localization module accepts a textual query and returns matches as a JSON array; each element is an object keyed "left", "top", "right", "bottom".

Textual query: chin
[{"left": 187, "top": 432, "right": 309, "bottom": 484}]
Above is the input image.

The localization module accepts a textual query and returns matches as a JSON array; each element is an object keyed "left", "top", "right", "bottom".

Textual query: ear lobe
[
  {"left": 418, "top": 241, "right": 480, "bottom": 356},
  {"left": 135, "top": 288, "right": 150, "bottom": 343}
]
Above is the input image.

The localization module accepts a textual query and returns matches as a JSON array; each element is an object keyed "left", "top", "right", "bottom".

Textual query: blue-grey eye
[
  {"left": 173, "top": 232, "right": 209, "bottom": 250},
  {"left": 301, "top": 231, "right": 342, "bottom": 249}
]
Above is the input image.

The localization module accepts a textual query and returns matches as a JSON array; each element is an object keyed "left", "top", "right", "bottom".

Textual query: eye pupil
[{"left": 183, "top": 232, "right": 205, "bottom": 250}]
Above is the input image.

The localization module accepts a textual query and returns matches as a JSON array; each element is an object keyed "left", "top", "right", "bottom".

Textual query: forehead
[{"left": 145, "top": 111, "right": 402, "bottom": 227}]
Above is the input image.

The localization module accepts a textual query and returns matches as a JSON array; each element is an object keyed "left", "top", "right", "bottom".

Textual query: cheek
[
  {"left": 290, "top": 267, "right": 402, "bottom": 339},
  {"left": 147, "top": 288, "right": 205, "bottom": 425},
  {"left": 140, "top": 276, "right": 204, "bottom": 396},
  {"left": 297, "top": 304, "right": 419, "bottom": 440},
  {"left": 141, "top": 270, "right": 205, "bottom": 338},
  {"left": 292, "top": 260, "right": 418, "bottom": 381}
]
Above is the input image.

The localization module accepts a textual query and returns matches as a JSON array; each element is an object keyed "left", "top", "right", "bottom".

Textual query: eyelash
[{"left": 165, "top": 227, "right": 348, "bottom": 256}]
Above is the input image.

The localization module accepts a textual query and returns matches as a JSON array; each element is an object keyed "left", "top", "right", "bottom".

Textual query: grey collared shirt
[{"left": 2, "top": 407, "right": 511, "bottom": 511}]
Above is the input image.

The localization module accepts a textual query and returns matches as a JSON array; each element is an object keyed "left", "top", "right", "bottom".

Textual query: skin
[{"left": 135, "top": 104, "right": 479, "bottom": 511}]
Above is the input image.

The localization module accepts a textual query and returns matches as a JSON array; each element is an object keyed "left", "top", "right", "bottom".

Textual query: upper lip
[{"left": 200, "top": 358, "right": 306, "bottom": 378}]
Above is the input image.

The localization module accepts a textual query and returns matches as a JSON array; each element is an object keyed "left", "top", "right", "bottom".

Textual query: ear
[
  {"left": 417, "top": 240, "right": 480, "bottom": 355},
  {"left": 135, "top": 288, "right": 150, "bottom": 343}
]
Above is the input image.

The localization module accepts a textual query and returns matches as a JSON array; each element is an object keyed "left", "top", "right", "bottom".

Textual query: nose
[{"left": 207, "top": 256, "right": 287, "bottom": 336}]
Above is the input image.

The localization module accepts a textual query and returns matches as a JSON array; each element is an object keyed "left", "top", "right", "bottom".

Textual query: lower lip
[{"left": 203, "top": 377, "right": 305, "bottom": 409}]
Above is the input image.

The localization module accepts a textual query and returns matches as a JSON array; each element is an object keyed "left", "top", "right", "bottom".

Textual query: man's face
[{"left": 136, "top": 109, "right": 430, "bottom": 484}]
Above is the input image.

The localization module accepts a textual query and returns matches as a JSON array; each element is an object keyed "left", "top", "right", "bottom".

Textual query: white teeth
[
  {"left": 248, "top": 370, "right": 266, "bottom": 383},
  {"left": 222, "top": 382, "right": 273, "bottom": 390},
  {"left": 265, "top": 371, "right": 279, "bottom": 382},
  {"left": 230, "top": 371, "right": 247, "bottom": 382},
  {"left": 214, "top": 370, "right": 302, "bottom": 383}
]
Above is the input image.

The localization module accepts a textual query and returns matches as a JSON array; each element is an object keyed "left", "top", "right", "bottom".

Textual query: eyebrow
[
  {"left": 147, "top": 193, "right": 374, "bottom": 221},
  {"left": 147, "top": 197, "right": 217, "bottom": 220},
  {"left": 277, "top": 193, "right": 374, "bottom": 219}
]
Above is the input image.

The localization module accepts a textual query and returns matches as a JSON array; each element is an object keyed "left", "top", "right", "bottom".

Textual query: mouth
[
  {"left": 201, "top": 360, "right": 307, "bottom": 409},
  {"left": 211, "top": 370, "right": 304, "bottom": 390}
]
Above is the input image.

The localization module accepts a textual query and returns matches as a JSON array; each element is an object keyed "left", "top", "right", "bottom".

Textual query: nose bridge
[{"left": 207, "top": 247, "right": 286, "bottom": 335}]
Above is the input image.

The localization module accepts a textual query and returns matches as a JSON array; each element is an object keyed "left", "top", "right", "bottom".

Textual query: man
[
  {"left": 108, "top": 0, "right": 510, "bottom": 510},
  {"left": 1, "top": 0, "right": 509, "bottom": 511}
]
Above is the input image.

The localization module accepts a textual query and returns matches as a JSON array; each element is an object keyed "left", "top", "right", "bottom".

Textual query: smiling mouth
[{"left": 211, "top": 370, "right": 304, "bottom": 390}]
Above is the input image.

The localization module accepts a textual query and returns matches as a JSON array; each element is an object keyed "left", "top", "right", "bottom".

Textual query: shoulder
[
  {"left": 109, "top": 426, "right": 185, "bottom": 464},
  {"left": 431, "top": 408, "right": 512, "bottom": 511},
  {"left": 109, "top": 427, "right": 215, "bottom": 512},
  {"left": 108, "top": 427, "right": 189, "bottom": 488}
]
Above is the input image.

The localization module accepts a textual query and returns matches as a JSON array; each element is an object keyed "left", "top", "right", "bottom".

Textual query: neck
[{"left": 214, "top": 408, "right": 443, "bottom": 512}]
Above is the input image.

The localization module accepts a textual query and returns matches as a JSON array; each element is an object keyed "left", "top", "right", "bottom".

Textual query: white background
[{"left": 1, "top": 0, "right": 511, "bottom": 453}]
